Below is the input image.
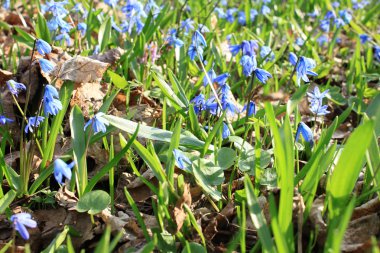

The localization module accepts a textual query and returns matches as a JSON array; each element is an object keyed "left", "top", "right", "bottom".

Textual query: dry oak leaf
[{"left": 52, "top": 56, "right": 110, "bottom": 83}]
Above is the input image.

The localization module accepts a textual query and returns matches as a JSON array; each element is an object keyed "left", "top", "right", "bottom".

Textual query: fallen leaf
[
  {"left": 52, "top": 55, "right": 110, "bottom": 83},
  {"left": 173, "top": 183, "right": 192, "bottom": 232}
]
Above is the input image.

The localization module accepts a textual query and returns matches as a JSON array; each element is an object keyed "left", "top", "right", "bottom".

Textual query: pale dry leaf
[
  {"left": 52, "top": 56, "right": 110, "bottom": 83},
  {"left": 173, "top": 183, "right": 192, "bottom": 232}
]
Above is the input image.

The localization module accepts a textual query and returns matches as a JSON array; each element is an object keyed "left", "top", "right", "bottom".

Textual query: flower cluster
[
  {"left": 289, "top": 53, "right": 318, "bottom": 86},
  {"left": 307, "top": 86, "right": 330, "bottom": 116},
  {"left": 230, "top": 40, "right": 272, "bottom": 84},
  {"left": 214, "top": 3, "right": 270, "bottom": 25},
  {"left": 188, "top": 30, "right": 207, "bottom": 61},
  {"left": 43, "top": 85, "right": 63, "bottom": 116}
]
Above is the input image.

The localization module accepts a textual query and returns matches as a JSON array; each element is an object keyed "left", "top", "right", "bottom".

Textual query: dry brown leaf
[
  {"left": 52, "top": 55, "right": 109, "bottom": 83},
  {"left": 89, "top": 47, "right": 125, "bottom": 65},
  {"left": 173, "top": 183, "right": 192, "bottom": 232},
  {"left": 70, "top": 82, "right": 108, "bottom": 118},
  {"left": 204, "top": 202, "right": 235, "bottom": 241},
  {"left": 55, "top": 185, "right": 78, "bottom": 210},
  {"left": 0, "top": 69, "right": 12, "bottom": 84}
]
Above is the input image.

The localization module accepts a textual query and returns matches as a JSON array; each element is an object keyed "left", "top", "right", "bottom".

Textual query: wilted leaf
[
  {"left": 52, "top": 56, "right": 110, "bottom": 83},
  {"left": 173, "top": 183, "right": 192, "bottom": 232}
]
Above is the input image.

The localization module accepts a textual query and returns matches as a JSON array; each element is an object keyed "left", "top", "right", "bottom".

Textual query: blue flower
[
  {"left": 181, "top": 18, "right": 194, "bottom": 35},
  {"left": 10, "top": 213, "right": 37, "bottom": 240},
  {"left": 202, "top": 68, "right": 216, "bottom": 86},
  {"left": 214, "top": 73, "right": 230, "bottom": 86},
  {"left": 237, "top": 11, "right": 246, "bottom": 25},
  {"left": 316, "top": 35, "right": 329, "bottom": 46},
  {"left": 307, "top": 86, "right": 329, "bottom": 105},
  {"left": 25, "top": 116, "right": 44, "bottom": 133},
  {"left": 166, "top": 29, "right": 184, "bottom": 48},
  {"left": 254, "top": 68, "right": 272, "bottom": 84},
  {"left": 241, "top": 101, "right": 256, "bottom": 117},
  {"left": 205, "top": 97, "right": 219, "bottom": 115},
  {"left": 260, "top": 46, "right": 274, "bottom": 61},
  {"left": 173, "top": 149, "right": 192, "bottom": 172},
  {"left": 240, "top": 55, "right": 256, "bottom": 77},
  {"left": 325, "top": 10, "right": 336, "bottom": 19},
  {"left": 53, "top": 159, "right": 75, "bottom": 184},
  {"left": 241, "top": 40, "right": 258, "bottom": 56},
  {"left": 374, "top": 45, "right": 380, "bottom": 62},
  {"left": 55, "top": 32, "right": 71, "bottom": 46},
  {"left": 104, "top": 0, "right": 118, "bottom": 8},
  {"left": 339, "top": 9, "right": 352, "bottom": 24},
  {"left": 77, "top": 23, "right": 87, "bottom": 36},
  {"left": 145, "top": 0, "right": 160, "bottom": 15},
  {"left": 2, "top": 0, "right": 10, "bottom": 10},
  {"left": 334, "top": 18, "right": 345, "bottom": 28},
  {"left": 320, "top": 19, "right": 330, "bottom": 32},
  {"left": 229, "top": 44, "right": 242, "bottom": 56},
  {"left": 310, "top": 100, "right": 329, "bottom": 116},
  {"left": 295, "top": 122, "right": 314, "bottom": 146},
  {"left": 84, "top": 112, "right": 109, "bottom": 134},
  {"left": 226, "top": 8, "right": 237, "bottom": 23},
  {"left": 295, "top": 56, "right": 318, "bottom": 86},
  {"left": 214, "top": 8, "right": 226, "bottom": 19},
  {"left": 191, "top": 94, "right": 206, "bottom": 115},
  {"left": 359, "top": 34, "right": 370, "bottom": 44},
  {"left": 332, "top": 1, "right": 340, "bottom": 8},
  {"left": 0, "top": 115, "right": 14, "bottom": 125},
  {"left": 307, "top": 10, "right": 319, "bottom": 18},
  {"left": 45, "top": 0, "right": 69, "bottom": 17},
  {"left": 38, "top": 59, "right": 55, "bottom": 73},
  {"left": 261, "top": 5, "right": 270, "bottom": 15},
  {"left": 289, "top": 52, "right": 298, "bottom": 66},
  {"left": 295, "top": 37, "right": 304, "bottom": 46},
  {"left": 222, "top": 122, "right": 230, "bottom": 139},
  {"left": 250, "top": 9, "right": 258, "bottom": 22},
  {"left": 43, "top": 85, "right": 62, "bottom": 116},
  {"left": 192, "top": 30, "right": 207, "bottom": 47},
  {"left": 36, "top": 39, "right": 52, "bottom": 55},
  {"left": 6, "top": 80, "right": 26, "bottom": 96}
]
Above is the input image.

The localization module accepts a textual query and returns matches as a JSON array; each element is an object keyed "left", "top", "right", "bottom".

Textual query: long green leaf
[
  {"left": 245, "top": 175, "right": 276, "bottom": 253},
  {"left": 327, "top": 120, "right": 374, "bottom": 218},
  {"left": 103, "top": 115, "right": 212, "bottom": 151},
  {"left": 70, "top": 105, "right": 87, "bottom": 196},
  {"left": 0, "top": 190, "right": 16, "bottom": 214}
]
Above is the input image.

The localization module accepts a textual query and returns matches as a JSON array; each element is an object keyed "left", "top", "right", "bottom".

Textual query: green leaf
[
  {"left": 77, "top": 190, "right": 111, "bottom": 215},
  {"left": 327, "top": 120, "right": 374, "bottom": 218},
  {"left": 217, "top": 147, "right": 236, "bottom": 169},
  {"left": 193, "top": 162, "right": 222, "bottom": 201},
  {"left": 84, "top": 126, "right": 137, "bottom": 193},
  {"left": 202, "top": 111, "right": 226, "bottom": 156},
  {"left": 98, "top": 17, "right": 112, "bottom": 52},
  {"left": 94, "top": 226, "right": 111, "bottom": 253},
  {"left": 103, "top": 115, "right": 211, "bottom": 151},
  {"left": 70, "top": 105, "right": 87, "bottom": 196},
  {"left": 286, "top": 85, "right": 308, "bottom": 115},
  {"left": 265, "top": 103, "right": 294, "bottom": 249},
  {"left": 244, "top": 175, "right": 276, "bottom": 253},
  {"left": 41, "top": 226, "right": 69, "bottom": 253},
  {"left": 36, "top": 13, "right": 51, "bottom": 43},
  {"left": 366, "top": 94, "right": 380, "bottom": 137},
  {"left": 107, "top": 70, "right": 128, "bottom": 89},
  {"left": 151, "top": 71, "right": 186, "bottom": 111},
  {"left": 0, "top": 190, "right": 16, "bottom": 214},
  {"left": 182, "top": 243, "right": 207, "bottom": 253},
  {"left": 41, "top": 82, "right": 74, "bottom": 168},
  {"left": 13, "top": 27, "right": 35, "bottom": 48}
]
